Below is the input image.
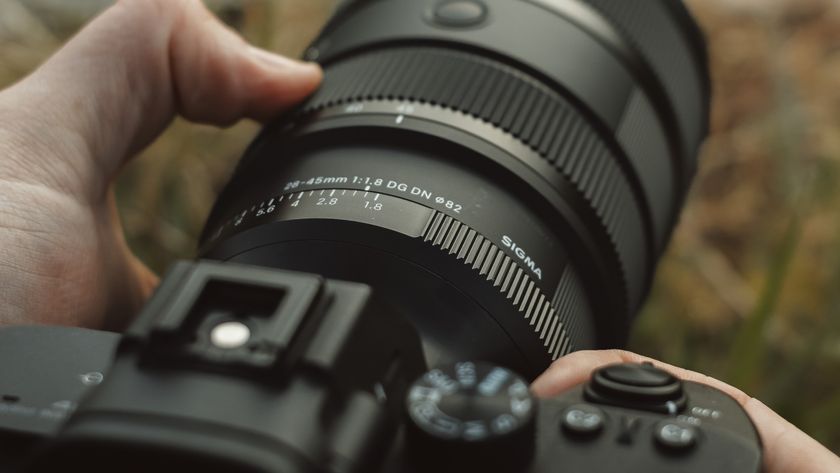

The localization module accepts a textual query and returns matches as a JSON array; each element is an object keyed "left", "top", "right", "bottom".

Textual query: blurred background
[{"left": 1, "top": 0, "right": 839, "bottom": 454}]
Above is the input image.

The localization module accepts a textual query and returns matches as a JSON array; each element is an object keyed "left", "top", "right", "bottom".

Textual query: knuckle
[
  {"left": 114, "top": 0, "right": 204, "bottom": 26},
  {"left": 609, "top": 349, "right": 649, "bottom": 364}
]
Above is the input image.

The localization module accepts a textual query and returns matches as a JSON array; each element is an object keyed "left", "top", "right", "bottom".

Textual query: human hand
[
  {"left": 532, "top": 350, "right": 840, "bottom": 473},
  {"left": 0, "top": 0, "right": 321, "bottom": 329}
]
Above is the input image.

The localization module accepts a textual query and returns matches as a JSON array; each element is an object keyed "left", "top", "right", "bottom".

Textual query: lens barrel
[{"left": 200, "top": 0, "right": 709, "bottom": 379}]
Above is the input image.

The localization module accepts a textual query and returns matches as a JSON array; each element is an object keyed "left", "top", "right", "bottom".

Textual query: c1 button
[
  {"left": 654, "top": 421, "right": 698, "bottom": 451},
  {"left": 433, "top": 1, "right": 488, "bottom": 28},
  {"left": 561, "top": 404, "right": 605, "bottom": 437}
]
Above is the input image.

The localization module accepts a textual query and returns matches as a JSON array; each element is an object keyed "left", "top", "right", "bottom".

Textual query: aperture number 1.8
[{"left": 365, "top": 201, "right": 383, "bottom": 211}]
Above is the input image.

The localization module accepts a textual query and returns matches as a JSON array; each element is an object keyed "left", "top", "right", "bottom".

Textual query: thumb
[
  {"left": 0, "top": 0, "right": 322, "bottom": 202},
  {"left": 0, "top": 0, "right": 320, "bottom": 330},
  {"left": 532, "top": 350, "right": 840, "bottom": 473}
]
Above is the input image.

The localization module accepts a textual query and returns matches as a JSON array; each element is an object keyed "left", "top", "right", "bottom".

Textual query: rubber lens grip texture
[
  {"left": 581, "top": 0, "right": 711, "bottom": 172},
  {"left": 299, "top": 46, "right": 650, "bottom": 310}
]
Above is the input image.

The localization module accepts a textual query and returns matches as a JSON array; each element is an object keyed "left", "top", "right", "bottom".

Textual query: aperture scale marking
[{"left": 283, "top": 176, "right": 464, "bottom": 214}]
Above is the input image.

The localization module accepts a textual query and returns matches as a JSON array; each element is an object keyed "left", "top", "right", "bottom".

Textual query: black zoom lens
[{"left": 199, "top": 0, "right": 710, "bottom": 379}]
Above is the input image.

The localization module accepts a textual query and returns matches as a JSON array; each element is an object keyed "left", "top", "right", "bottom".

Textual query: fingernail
[{"left": 248, "top": 46, "right": 321, "bottom": 74}]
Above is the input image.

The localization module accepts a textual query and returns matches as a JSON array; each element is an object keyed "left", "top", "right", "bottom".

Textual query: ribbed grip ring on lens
[
  {"left": 300, "top": 46, "right": 650, "bottom": 309},
  {"left": 581, "top": 0, "right": 710, "bottom": 171},
  {"left": 421, "top": 211, "right": 594, "bottom": 358}
]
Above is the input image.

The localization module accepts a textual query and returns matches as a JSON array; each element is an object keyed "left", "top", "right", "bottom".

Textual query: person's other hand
[
  {"left": 0, "top": 0, "right": 321, "bottom": 329},
  {"left": 533, "top": 350, "right": 840, "bottom": 473}
]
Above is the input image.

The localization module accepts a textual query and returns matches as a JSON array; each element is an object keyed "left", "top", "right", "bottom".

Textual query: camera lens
[{"left": 199, "top": 0, "right": 709, "bottom": 379}]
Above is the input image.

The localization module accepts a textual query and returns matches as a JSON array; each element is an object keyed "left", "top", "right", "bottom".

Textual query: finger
[
  {"left": 0, "top": 0, "right": 320, "bottom": 330},
  {"left": 532, "top": 350, "right": 840, "bottom": 472},
  {"left": 0, "top": 0, "right": 322, "bottom": 202},
  {"left": 745, "top": 397, "right": 840, "bottom": 472}
]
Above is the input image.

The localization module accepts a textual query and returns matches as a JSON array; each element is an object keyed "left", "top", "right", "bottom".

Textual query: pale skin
[{"left": 0, "top": 1, "right": 836, "bottom": 471}]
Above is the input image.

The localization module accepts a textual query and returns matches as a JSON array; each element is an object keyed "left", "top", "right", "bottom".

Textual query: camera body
[
  {"left": 0, "top": 262, "right": 761, "bottom": 472},
  {"left": 0, "top": 1, "right": 753, "bottom": 470}
]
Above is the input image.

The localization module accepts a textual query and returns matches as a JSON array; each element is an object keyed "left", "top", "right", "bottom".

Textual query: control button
[
  {"left": 433, "top": 1, "right": 488, "bottom": 28},
  {"left": 654, "top": 421, "right": 698, "bottom": 451},
  {"left": 585, "top": 363, "right": 687, "bottom": 414},
  {"left": 561, "top": 404, "right": 605, "bottom": 437},
  {"left": 617, "top": 416, "right": 642, "bottom": 445}
]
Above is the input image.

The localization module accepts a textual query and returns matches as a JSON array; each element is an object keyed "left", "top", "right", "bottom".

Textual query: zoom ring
[
  {"left": 583, "top": 0, "right": 710, "bottom": 172},
  {"left": 300, "top": 46, "right": 649, "bottom": 310}
]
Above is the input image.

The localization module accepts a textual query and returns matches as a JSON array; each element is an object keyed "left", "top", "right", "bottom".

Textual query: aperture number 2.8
[{"left": 317, "top": 198, "right": 338, "bottom": 206}]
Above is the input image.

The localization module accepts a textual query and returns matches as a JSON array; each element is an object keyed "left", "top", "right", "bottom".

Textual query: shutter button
[{"left": 433, "top": 1, "right": 488, "bottom": 28}]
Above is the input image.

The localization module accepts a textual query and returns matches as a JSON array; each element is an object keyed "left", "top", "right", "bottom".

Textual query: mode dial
[{"left": 405, "top": 361, "right": 536, "bottom": 472}]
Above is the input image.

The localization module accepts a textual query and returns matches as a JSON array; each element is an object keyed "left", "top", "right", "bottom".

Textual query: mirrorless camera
[{"left": 0, "top": 1, "right": 762, "bottom": 471}]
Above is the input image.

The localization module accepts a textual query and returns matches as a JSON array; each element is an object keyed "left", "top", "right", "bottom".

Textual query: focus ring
[{"left": 300, "top": 46, "right": 650, "bottom": 310}]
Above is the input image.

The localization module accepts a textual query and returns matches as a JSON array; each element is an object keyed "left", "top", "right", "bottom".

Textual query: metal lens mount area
[{"left": 199, "top": 0, "right": 709, "bottom": 378}]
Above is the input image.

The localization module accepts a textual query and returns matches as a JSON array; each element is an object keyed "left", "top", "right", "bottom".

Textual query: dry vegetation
[
  {"left": 1, "top": 0, "right": 838, "bottom": 453},
  {"left": 640, "top": 0, "right": 840, "bottom": 451}
]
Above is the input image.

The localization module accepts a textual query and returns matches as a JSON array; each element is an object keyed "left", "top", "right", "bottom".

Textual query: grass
[
  {"left": 632, "top": 0, "right": 840, "bottom": 452},
  {"left": 1, "top": 0, "right": 839, "bottom": 454}
]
